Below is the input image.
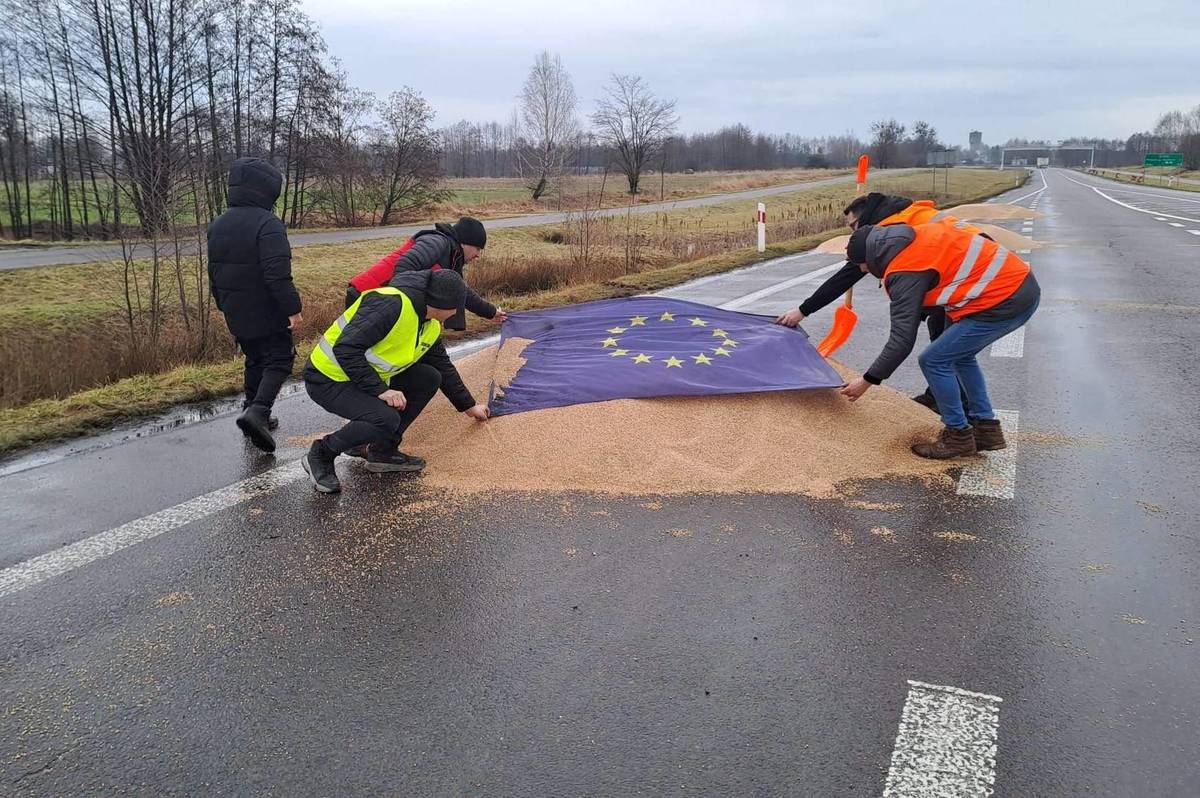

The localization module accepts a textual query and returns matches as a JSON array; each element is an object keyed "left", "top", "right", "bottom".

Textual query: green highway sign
[{"left": 1144, "top": 153, "right": 1183, "bottom": 167}]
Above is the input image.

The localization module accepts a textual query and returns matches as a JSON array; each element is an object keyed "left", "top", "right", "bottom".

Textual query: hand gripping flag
[{"left": 488, "top": 297, "right": 844, "bottom": 416}]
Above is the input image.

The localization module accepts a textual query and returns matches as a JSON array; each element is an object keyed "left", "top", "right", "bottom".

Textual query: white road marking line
[
  {"left": 1154, "top": 217, "right": 1167, "bottom": 221},
  {"left": 989, "top": 328, "right": 1024, "bottom": 358},
  {"left": 1168, "top": 222, "right": 1185, "bottom": 227},
  {"left": 0, "top": 463, "right": 306, "bottom": 599},
  {"left": 956, "top": 410, "right": 1019, "bottom": 499},
  {"left": 884, "top": 680, "right": 1003, "bottom": 798},
  {"left": 1006, "top": 169, "right": 1048, "bottom": 205},
  {"left": 1187, "top": 230, "right": 1200, "bottom": 236},
  {"left": 719, "top": 262, "right": 844, "bottom": 310},
  {"left": 1017, "top": 249, "right": 1031, "bottom": 255},
  {"left": 1059, "top": 172, "right": 1200, "bottom": 224},
  {"left": 1, "top": 261, "right": 845, "bottom": 599}
]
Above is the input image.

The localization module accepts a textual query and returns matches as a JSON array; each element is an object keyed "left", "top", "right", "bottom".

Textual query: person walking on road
[
  {"left": 774, "top": 192, "right": 974, "bottom": 413},
  {"left": 838, "top": 220, "right": 1040, "bottom": 459},
  {"left": 207, "top": 157, "right": 302, "bottom": 454},
  {"left": 346, "top": 216, "right": 507, "bottom": 330},
  {"left": 302, "top": 269, "right": 490, "bottom": 493}
]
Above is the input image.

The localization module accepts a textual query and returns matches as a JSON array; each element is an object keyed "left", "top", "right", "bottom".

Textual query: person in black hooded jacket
[
  {"left": 345, "top": 216, "right": 507, "bottom": 331},
  {"left": 207, "top": 157, "right": 302, "bottom": 453}
]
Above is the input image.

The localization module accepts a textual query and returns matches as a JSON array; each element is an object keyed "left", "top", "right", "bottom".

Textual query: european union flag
[{"left": 489, "top": 296, "right": 844, "bottom": 416}]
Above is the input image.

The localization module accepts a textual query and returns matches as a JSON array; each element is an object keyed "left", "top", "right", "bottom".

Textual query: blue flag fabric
[{"left": 489, "top": 296, "right": 844, "bottom": 416}]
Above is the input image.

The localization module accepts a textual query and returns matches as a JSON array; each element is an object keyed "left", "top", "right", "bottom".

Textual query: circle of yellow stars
[{"left": 599, "top": 310, "right": 738, "bottom": 369}]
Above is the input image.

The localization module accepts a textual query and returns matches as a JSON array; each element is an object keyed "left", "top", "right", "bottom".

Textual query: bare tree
[
  {"left": 516, "top": 51, "right": 577, "bottom": 201},
  {"left": 591, "top": 74, "right": 676, "bottom": 195},
  {"left": 371, "top": 87, "right": 445, "bottom": 225},
  {"left": 870, "top": 118, "right": 906, "bottom": 169}
]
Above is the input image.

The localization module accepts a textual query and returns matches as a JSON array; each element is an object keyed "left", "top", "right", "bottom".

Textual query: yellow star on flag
[
  {"left": 629, "top": 316, "right": 648, "bottom": 326},
  {"left": 689, "top": 317, "right": 708, "bottom": 327},
  {"left": 692, "top": 353, "right": 714, "bottom": 365},
  {"left": 713, "top": 347, "right": 731, "bottom": 357},
  {"left": 663, "top": 356, "right": 684, "bottom": 368},
  {"left": 607, "top": 326, "right": 627, "bottom": 334},
  {"left": 722, "top": 339, "right": 738, "bottom": 347},
  {"left": 609, "top": 348, "right": 630, "bottom": 357},
  {"left": 601, "top": 337, "right": 619, "bottom": 348},
  {"left": 632, "top": 353, "right": 653, "bottom": 364},
  {"left": 711, "top": 329, "right": 728, "bottom": 338},
  {"left": 659, "top": 311, "right": 675, "bottom": 321}
]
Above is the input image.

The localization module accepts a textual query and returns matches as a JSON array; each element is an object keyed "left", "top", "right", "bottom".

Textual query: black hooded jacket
[
  {"left": 797, "top": 193, "right": 914, "bottom": 316},
  {"left": 207, "top": 158, "right": 301, "bottom": 340},
  {"left": 384, "top": 223, "right": 496, "bottom": 331},
  {"left": 304, "top": 271, "right": 475, "bottom": 411}
]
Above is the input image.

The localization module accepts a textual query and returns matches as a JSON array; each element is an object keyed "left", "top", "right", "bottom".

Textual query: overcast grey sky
[{"left": 303, "top": 0, "right": 1200, "bottom": 148}]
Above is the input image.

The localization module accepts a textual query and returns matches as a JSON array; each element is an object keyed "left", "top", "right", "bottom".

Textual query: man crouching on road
[
  {"left": 301, "top": 269, "right": 490, "bottom": 493},
  {"left": 839, "top": 220, "right": 1040, "bottom": 459}
]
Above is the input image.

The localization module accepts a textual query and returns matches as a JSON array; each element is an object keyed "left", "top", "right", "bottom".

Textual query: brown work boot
[
  {"left": 971, "top": 418, "right": 1007, "bottom": 451},
  {"left": 912, "top": 426, "right": 977, "bottom": 460}
]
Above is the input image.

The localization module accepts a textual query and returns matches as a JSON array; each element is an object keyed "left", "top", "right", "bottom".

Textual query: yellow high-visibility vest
[{"left": 309, "top": 287, "right": 441, "bottom": 383}]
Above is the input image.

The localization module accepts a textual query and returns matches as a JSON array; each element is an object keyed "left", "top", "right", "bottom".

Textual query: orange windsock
[{"left": 856, "top": 154, "right": 870, "bottom": 187}]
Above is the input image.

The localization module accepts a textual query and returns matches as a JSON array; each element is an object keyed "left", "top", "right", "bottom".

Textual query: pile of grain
[{"left": 378, "top": 346, "right": 949, "bottom": 498}]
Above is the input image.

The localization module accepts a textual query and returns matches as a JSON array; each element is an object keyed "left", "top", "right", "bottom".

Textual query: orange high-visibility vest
[
  {"left": 883, "top": 221, "right": 1030, "bottom": 321},
  {"left": 877, "top": 200, "right": 938, "bottom": 226},
  {"left": 879, "top": 199, "right": 983, "bottom": 235}
]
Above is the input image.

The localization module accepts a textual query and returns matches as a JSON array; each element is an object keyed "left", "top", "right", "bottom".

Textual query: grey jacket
[{"left": 862, "top": 224, "right": 1039, "bottom": 384}]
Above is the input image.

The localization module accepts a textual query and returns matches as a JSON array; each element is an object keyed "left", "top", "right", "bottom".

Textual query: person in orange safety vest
[{"left": 839, "top": 220, "right": 1040, "bottom": 459}]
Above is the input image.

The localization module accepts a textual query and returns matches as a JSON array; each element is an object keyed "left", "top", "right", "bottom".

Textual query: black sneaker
[
  {"left": 301, "top": 440, "right": 341, "bottom": 493},
  {"left": 364, "top": 448, "right": 426, "bottom": 473},
  {"left": 344, "top": 444, "right": 368, "bottom": 459},
  {"left": 267, "top": 415, "right": 279, "bottom": 431},
  {"left": 236, "top": 405, "right": 276, "bottom": 452},
  {"left": 911, "top": 390, "right": 939, "bottom": 414}
]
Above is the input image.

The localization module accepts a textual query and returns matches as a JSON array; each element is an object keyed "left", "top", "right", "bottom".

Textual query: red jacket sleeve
[{"left": 349, "top": 240, "right": 414, "bottom": 291}]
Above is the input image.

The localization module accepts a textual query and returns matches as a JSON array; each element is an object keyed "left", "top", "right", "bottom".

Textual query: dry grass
[
  {"left": 429, "top": 168, "right": 850, "bottom": 218},
  {"left": 0, "top": 168, "right": 1026, "bottom": 452}
]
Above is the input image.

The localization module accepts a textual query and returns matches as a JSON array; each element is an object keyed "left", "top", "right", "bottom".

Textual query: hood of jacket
[
  {"left": 228, "top": 157, "right": 283, "bottom": 210},
  {"left": 864, "top": 224, "right": 917, "bottom": 278},
  {"left": 856, "top": 192, "right": 914, "bottom": 226}
]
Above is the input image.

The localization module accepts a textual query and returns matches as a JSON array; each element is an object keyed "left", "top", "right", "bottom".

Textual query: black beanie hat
[
  {"left": 425, "top": 269, "right": 468, "bottom": 311},
  {"left": 846, "top": 225, "right": 873, "bottom": 266},
  {"left": 452, "top": 216, "right": 486, "bottom": 249}
]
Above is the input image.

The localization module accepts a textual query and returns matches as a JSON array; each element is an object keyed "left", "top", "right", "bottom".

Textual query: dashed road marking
[
  {"left": 0, "top": 463, "right": 306, "bottom": 599},
  {"left": 1168, "top": 222, "right": 1185, "bottom": 227},
  {"left": 1188, "top": 230, "right": 1200, "bottom": 236},
  {"left": 989, "top": 328, "right": 1025, "bottom": 358},
  {"left": 956, "top": 410, "right": 1020, "bottom": 499},
  {"left": 884, "top": 680, "right": 1003, "bottom": 798},
  {"left": 1154, "top": 217, "right": 1167, "bottom": 221}
]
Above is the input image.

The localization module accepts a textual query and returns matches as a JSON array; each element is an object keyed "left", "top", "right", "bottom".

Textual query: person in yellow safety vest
[
  {"left": 301, "top": 269, "right": 490, "bottom": 493},
  {"left": 775, "top": 192, "right": 984, "bottom": 414},
  {"left": 839, "top": 220, "right": 1040, "bottom": 459}
]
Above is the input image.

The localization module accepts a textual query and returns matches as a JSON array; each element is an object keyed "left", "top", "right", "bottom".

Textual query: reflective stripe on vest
[
  {"left": 883, "top": 220, "right": 1030, "bottom": 321},
  {"left": 309, "top": 287, "right": 442, "bottom": 383}
]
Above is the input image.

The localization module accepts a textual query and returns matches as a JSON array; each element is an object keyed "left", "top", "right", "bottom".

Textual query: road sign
[{"left": 1144, "top": 153, "right": 1183, "bottom": 167}]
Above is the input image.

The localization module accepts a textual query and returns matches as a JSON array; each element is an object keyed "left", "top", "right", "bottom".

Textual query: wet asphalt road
[
  {"left": 2, "top": 169, "right": 1198, "bottom": 796},
  {"left": 0, "top": 170, "right": 896, "bottom": 271}
]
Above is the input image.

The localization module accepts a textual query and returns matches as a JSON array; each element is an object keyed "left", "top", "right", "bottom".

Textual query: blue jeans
[{"left": 917, "top": 298, "right": 1039, "bottom": 429}]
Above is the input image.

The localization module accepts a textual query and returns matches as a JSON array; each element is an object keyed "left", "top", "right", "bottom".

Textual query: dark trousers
[
  {"left": 305, "top": 364, "right": 442, "bottom": 455},
  {"left": 238, "top": 330, "right": 295, "bottom": 411}
]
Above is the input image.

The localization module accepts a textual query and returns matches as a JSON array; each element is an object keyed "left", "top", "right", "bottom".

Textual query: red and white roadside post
[{"left": 756, "top": 203, "right": 767, "bottom": 252}]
